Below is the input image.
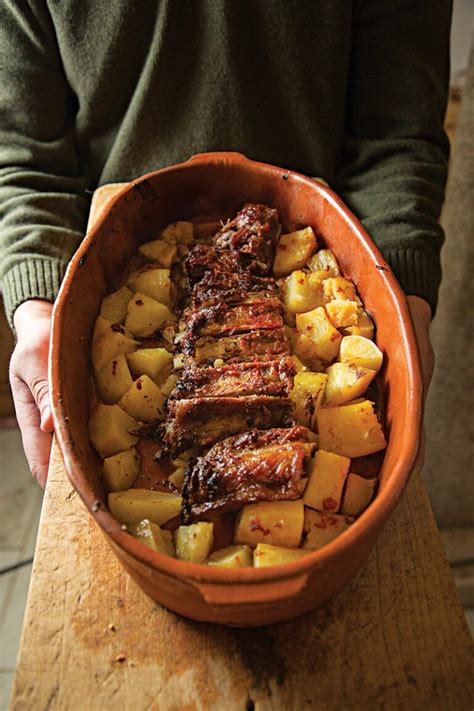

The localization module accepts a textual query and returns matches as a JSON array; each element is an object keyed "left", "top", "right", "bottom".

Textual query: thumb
[{"left": 30, "top": 377, "right": 54, "bottom": 433}]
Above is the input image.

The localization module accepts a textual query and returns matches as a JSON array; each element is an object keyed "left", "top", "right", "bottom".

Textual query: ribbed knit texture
[{"left": 0, "top": 1, "right": 452, "bottom": 324}]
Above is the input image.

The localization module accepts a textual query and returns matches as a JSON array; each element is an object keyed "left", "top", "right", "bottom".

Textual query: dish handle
[{"left": 194, "top": 573, "right": 309, "bottom": 607}]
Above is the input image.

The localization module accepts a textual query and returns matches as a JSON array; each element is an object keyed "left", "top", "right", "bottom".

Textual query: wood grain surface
[{"left": 10, "top": 183, "right": 474, "bottom": 710}]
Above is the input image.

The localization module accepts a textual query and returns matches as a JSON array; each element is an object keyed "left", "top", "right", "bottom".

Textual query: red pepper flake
[
  {"left": 136, "top": 379, "right": 143, "bottom": 390},
  {"left": 135, "top": 299, "right": 144, "bottom": 306},
  {"left": 297, "top": 279, "right": 305, "bottom": 285},
  {"left": 249, "top": 517, "right": 270, "bottom": 535},
  {"left": 322, "top": 497, "right": 338, "bottom": 511},
  {"left": 279, "top": 243, "right": 288, "bottom": 251},
  {"left": 111, "top": 360, "right": 118, "bottom": 376}
]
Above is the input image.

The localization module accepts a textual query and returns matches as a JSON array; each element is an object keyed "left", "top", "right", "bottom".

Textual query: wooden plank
[
  {"left": 10, "top": 442, "right": 474, "bottom": 710},
  {"left": 10, "top": 182, "right": 474, "bottom": 710}
]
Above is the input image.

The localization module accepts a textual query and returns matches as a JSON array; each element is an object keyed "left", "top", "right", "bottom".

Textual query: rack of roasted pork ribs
[{"left": 160, "top": 204, "right": 315, "bottom": 522}]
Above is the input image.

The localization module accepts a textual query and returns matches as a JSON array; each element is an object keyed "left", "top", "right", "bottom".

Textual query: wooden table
[{"left": 10, "top": 186, "right": 474, "bottom": 711}]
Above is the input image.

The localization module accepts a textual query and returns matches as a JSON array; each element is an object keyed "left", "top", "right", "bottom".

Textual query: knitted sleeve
[
  {"left": 335, "top": 0, "right": 452, "bottom": 315},
  {"left": 0, "top": 1, "right": 90, "bottom": 327}
]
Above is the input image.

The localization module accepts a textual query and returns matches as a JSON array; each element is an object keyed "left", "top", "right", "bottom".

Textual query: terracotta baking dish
[{"left": 50, "top": 152, "right": 422, "bottom": 626}]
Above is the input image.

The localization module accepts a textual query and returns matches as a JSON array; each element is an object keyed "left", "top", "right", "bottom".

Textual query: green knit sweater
[{"left": 0, "top": 0, "right": 451, "bottom": 325}]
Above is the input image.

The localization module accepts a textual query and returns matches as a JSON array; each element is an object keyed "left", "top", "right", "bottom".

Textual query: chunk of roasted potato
[
  {"left": 102, "top": 447, "right": 141, "bottom": 491},
  {"left": 207, "top": 545, "right": 253, "bottom": 568},
  {"left": 302, "top": 509, "right": 353, "bottom": 550},
  {"left": 89, "top": 404, "right": 139, "bottom": 458},
  {"left": 325, "top": 300, "right": 358, "bottom": 329},
  {"left": 96, "top": 353, "right": 133, "bottom": 404},
  {"left": 307, "top": 249, "right": 340, "bottom": 277},
  {"left": 341, "top": 309, "right": 375, "bottom": 340},
  {"left": 296, "top": 307, "right": 342, "bottom": 362},
  {"left": 130, "top": 519, "right": 176, "bottom": 557},
  {"left": 340, "top": 474, "right": 377, "bottom": 516},
  {"left": 273, "top": 227, "right": 317, "bottom": 277},
  {"left": 282, "top": 270, "right": 324, "bottom": 314},
  {"left": 174, "top": 522, "right": 214, "bottom": 564},
  {"left": 126, "top": 347, "right": 173, "bottom": 385},
  {"left": 127, "top": 268, "right": 172, "bottom": 307},
  {"left": 303, "top": 449, "right": 350, "bottom": 513},
  {"left": 339, "top": 335, "right": 383, "bottom": 373},
  {"left": 125, "top": 292, "right": 176, "bottom": 338},
  {"left": 160, "top": 221, "right": 194, "bottom": 245},
  {"left": 108, "top": 489, "right": 182, "bottom": 525},
  {"left": 235, "top": 500, "right": 304, "bottom": 548},
  {"left": 91, "top": 317, "right": 139, "bottom": 372},
  {"left": 253, "top": 543, "right": 308, "bottom": 568},
  {"left": 322, "top": 277, "right": 357, "bottom": 303},
  {"left": 100, "top": 286, "right": 133, "bottom": 324},
  {"left": 317, "top": 400, "right": 387, "bottom": 458},
  {"left": 324, "top": 362, "right": 376, "bottom": 406},
  {"left": 118, "top": 375, "right": 165, "bottom": 423},
  {"left": 290, "top": 371, "right": 327, "bottom": 428},
  {"left": 139, "top": 238, "right": 177, "bottom": 268}
]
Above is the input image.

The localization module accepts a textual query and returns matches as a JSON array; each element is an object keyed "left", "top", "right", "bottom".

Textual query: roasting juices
[{"left": 89, "top": 204, "right": 386, "bottom": 567}]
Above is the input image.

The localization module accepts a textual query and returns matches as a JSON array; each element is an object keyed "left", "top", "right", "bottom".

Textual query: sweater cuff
[
  {"left": 1, "top": 259, "right": 67, "bottom": 330},
  {"left": 384, "top": 248, "right": 441, "bottom": 318}
]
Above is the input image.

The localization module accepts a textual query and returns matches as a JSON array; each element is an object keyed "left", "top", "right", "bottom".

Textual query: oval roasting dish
[{"left": 50, "top": 152, "right": 423, "bottom": 626}]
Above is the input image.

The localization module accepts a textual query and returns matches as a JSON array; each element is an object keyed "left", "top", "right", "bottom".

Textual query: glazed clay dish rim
[{"left": 51, "top": 152, "right": 423, "bottom": 585}]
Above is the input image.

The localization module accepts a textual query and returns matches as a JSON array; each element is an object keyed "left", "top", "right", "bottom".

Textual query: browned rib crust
[
  {"left": 185, "top": 299, "right": 284, "bottom": 343},
  {"left": 188, "top": 328, "right": 290, "bottom": 365},
  {"left": 182, "top": 426, "right": 315, "bottom": 520},
  {"left": 171, "top": 358, "right": 295, "bottom": 400},
  {"left": 164, "top": 396, "right": 295, "bottom": 452}
]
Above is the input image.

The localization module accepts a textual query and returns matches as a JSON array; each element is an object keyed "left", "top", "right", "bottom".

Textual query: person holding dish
[{"left": 0, "top": 1, "right": 450, "bottom": 486}]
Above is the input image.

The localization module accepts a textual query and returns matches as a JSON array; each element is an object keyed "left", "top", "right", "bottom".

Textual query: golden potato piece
[
  {"left": 208, "top": 545, "right": 253, "bottom": 568},
  {"left": 282, "top": 270, "right": 324, "bottom": 314},
  {"left": 139, "top": 238, "right": 177, "bottom": 268},
  {"left": 160, "top": 221, "right": 194, "bottom": 245},
  {"left": 290, "top": 371, "right": 327, "bottom": 428},
  {"left": 303, "top": 509, "right": 353, "bottom": 550},
  {"left": 108, "top": 489, "right": 182, "bottom": 525},
  {"left": 296, "top": 307, "right": 342, "bottom": 362},
  {"left": 322, "top": 277, "right": 357, "bottom": 303},
  {"left": 102, "top": 447, "right": 141, "bottom": 491},
  {"left": 174, "top": 522, "right": 214, "bottom": 564},
  {"left": 118, "top": 375, "right": 165, "bottom": 423},
  {"left": 307, "top": 249, "right": 340, "bottom": 277},
  {"left": 253, "top": 543, "right": 308, "bottom": 568},
  {"left": 127, "top": 268, "right": 172, "bottom": 307},
  {"left": 303, "top": 449, "right": 350, "bottom": 513},
  {"left": 235, "top": 500, "right": 304, "bottom": 548},
  {"left": 129, "top": 519, "right": 176, "bottom": 557},
  {"left": 317, "top": 400, "right": 387, "bottom": 458},
  {"left": 339, "top": 335, "right": 383, "bottom": 372},
  {"left": 273, "top": 227, "right": 317, "bottom": 277},
  {"left": 125, "top": 292, "right": 176, "bottom": 338},
  {"left": 89, "top": 404, "right": 139, "bottom": 458},
  {"left": 340, "top": 474, "right": 377, "bottom": 516},
  {"left": 341, "top": 309, "right": 375, "bottom": 340},
  {"left": 100, "top": 287, "right": 133, "bottom": 324},
  {"left": 287, "top": 329, "right": 326, "bottom": 372},
  {"left": 126, "top": 347, "right": 173, "bottom": 385},
  {"left": 324, "top": 362, "right": 376, "bottom": 406},
  {"left": 168, "top": 467, "right": 186, "bottom": 491},
  {"left": 325, "top": 300, "right": 358, "bottom": 328},
  {"left": 91, "top": 317, "right": 139, "bottom": 372},
  {"left": 161, "top": 373, "right": 178, "bottom": 397},
  {"left": 96, "top": 353, "right": 133, "bottom": 404}
]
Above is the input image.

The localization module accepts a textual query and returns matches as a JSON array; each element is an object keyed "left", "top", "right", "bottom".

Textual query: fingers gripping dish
[{"left": 89, "top": 204, "right": 386, "bottom": 567}]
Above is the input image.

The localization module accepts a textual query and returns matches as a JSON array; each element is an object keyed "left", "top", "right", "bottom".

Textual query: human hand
[
  {"left": 406, "top": 295, "right": 434, "bottom": 402},
  {"left": 10, "top": 299, "right": 54, "bottom": 487}
]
